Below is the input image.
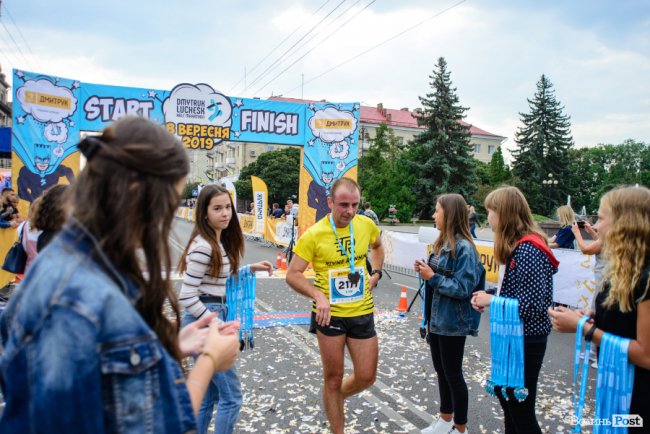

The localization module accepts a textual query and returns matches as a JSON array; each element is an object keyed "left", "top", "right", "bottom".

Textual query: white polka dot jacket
[{"left": 499, "top": 237, "right": 559, "bottom": 338}]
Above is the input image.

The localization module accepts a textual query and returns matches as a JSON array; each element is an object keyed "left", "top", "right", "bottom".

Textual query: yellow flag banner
[
  {"left": 0, "top": 228, "right": 18, "bottom": 288},
  {"left": 264, "top": 216, "right": 298, "bottom": 247},
  {"left": 476, "top": 244, "right": 499, "bottom": 284},
  {"left": 238, "top": 214, "right": 255, "bottom": 236},
  {"left": 250, "top": 176, "right": 268, "bottom": 238}
]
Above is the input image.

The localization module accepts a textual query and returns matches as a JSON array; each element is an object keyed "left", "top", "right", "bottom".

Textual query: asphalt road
[{"left": 169, "top": 219, "right": 594, "bottom": 434}]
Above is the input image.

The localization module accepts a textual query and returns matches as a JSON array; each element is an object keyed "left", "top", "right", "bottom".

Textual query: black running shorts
[{"left": 309, "top": 312, "right": 376, "bottom": 339}]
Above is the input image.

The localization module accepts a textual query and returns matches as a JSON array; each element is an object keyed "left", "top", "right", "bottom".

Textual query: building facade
[
  {"left": 187, "top": 97, "right": 506, "bottom": 182},
  {"left": 0, "top": 66, "right": 10, "bottom": 127},
  {"left": 357, "top": 102, "right": 506, "bottom": 163},
  {"left": 0, "top": 66, "right": 12, "bottom": 169}
]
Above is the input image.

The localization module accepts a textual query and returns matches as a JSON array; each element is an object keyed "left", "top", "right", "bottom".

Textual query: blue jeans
[
  {"left": 182, "top": 303, "right": 242, "bottom": 434},
  {"left": 470, "top": 224, "right": 477, "bottom": 239}
]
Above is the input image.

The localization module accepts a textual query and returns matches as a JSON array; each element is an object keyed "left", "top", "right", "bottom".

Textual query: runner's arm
[
  {"left": 286, "top": 253, "right": 331, "bottom": 326},
  {"left": 286, "top": 254, "right": 321, "bottom": 301},
  {"left": 368, "top": 236, "right": 384, "bottom": 290}
]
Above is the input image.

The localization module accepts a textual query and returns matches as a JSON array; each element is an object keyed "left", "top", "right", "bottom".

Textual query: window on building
[
  {"left": 488, "top": 145, "right": 495, "bottom": 155},
  {"left": 473, "top": 144, "right": 481, "bottom": 153}
]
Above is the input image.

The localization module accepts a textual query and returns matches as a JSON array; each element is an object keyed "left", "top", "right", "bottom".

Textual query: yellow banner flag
[{"left": 250, "top": 176, "right": 268, "bottom": 237}]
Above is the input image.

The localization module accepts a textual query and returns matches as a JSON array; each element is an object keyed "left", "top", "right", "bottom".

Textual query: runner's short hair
[{"left": 329, "top": 177, "right": 360, "bottom": 199}]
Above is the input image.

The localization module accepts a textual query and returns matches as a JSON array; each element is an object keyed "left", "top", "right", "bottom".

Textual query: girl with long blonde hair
[{"left": 551, "top": 185, "right": 650, "bottom": 423}]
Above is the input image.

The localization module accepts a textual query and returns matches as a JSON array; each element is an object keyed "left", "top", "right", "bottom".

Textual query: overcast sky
[{"left": 1, "top": 0, "right": 648, "bottom": 156}]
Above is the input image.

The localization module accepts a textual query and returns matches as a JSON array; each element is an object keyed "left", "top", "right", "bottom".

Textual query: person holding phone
[
  {"left": 178, "top": 184, "right": 273, "bottom": 434},
  {"left": 415, "top": 194, "right": 485, "bottom": 434},
  {"left": 0, "top": 117, "right": 240, "bottom": 432},
  {"left": 572, "top": 219, "right": 604, "bottom": 288}
]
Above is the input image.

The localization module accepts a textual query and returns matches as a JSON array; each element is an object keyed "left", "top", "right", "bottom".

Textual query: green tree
[
  {"left": 568, "top": 140, "right": 649, "bottom": 214},
  {"left": 408, "top": 57, "right": 478, "bottom": 218},
  {"left": 488, "top": 146, "right": 511, "bottom": 185},
  {"left": 358, "top": 123, "right": 415, "bottom": 222},
  {"left": 182, "top": 181, "right": 201, "bottom": 199},
  {"left": 511, "top": 75, "right": 574, "bottom": 215},
  {"left": 234, "top": 147, "right": 300, "bottom": 205},
  {"left": 468, "top": 160, "right": 491, "bottom": 223},
  {"left": 474, "top": 159, "right": 491, "bottom": 185}
]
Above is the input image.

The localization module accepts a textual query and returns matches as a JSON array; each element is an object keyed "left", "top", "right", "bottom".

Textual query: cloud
[
  {"left": 162, "top": 83, "right": 232, "bottom": 127},
  {"left": 43, "top": 122, "right": 69, "bottom": 144},
  {"left": 572, "top": 113, "right": 650, "bottom": 147},
  {"left": 5, "top": 0, "right": 648, "bottom": 151}
]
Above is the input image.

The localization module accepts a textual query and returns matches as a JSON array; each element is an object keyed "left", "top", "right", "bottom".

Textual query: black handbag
[{"left": 2, "top": 224, "right": 28, "bottom": 274}]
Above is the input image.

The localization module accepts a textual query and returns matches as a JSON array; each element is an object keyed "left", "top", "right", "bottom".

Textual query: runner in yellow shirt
[{"left": 286, "top": 177, "right": 384, "bottom": 434}]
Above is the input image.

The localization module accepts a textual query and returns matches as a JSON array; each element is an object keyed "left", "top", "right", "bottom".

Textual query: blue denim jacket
[
  {"left": 425, "top": 238, "right": 485, "bottom": 337},
  {"left": 0, "top": 220, "right": 196, "bottom": 433}
]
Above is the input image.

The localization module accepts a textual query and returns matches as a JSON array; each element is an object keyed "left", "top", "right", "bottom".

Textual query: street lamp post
[{"left": 542, "top": 173, "right": 558, "bottom": 216}]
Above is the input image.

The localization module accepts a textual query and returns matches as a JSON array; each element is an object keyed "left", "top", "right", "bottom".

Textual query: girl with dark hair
[
  {"left": 0, "top": 117, "right": 240, "bottom": 433},
  {"left": 415, "top": 194, "right": 485, "bottom": 434},
  {"left": 472, "top": 186, "right": 558, "bottom": 434},
  {"left": 178, "top": 184, "right": 273, "bottom": 434},
  {"left": 32, "top": 183, "right": 69, "bottom": 251}
]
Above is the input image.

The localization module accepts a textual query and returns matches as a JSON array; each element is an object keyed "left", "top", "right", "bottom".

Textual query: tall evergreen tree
[
  {"left": 487, "top": 146, "right": 510, "bottom": 185},
  {"left": 511, "top": 75, "right": 574, "bottom": 215},
  {"left": 408, "top": 57, "right": 477, "bottom": 218}
]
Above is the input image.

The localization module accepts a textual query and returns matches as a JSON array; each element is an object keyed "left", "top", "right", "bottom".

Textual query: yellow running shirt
[{"left": 293, "top": 214, "right": 380, "bottom": 317}]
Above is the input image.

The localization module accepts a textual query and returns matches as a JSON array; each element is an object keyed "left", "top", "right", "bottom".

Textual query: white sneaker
[{"left": 421, "top": 417, "right": 454, "bottom": 434}]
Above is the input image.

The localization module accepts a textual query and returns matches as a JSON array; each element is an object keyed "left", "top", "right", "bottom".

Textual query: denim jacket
[
  {"left": 0, "top": 220, "right": 196, "bottom": 434},
  {"left": 425, "top": 237, "right": 485, "bottom": 337}
]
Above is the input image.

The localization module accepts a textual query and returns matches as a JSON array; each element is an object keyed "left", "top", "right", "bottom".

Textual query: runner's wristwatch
[{"left": 370, "top": 269, "right": 383, "bottom": 280}]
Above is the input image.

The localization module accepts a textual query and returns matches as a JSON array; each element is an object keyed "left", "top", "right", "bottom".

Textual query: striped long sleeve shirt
[{"left": 178, "top": 235, "right": 230, "bottom": 319}]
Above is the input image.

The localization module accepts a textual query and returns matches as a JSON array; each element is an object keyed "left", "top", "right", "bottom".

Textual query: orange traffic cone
[
  {"left": 281, "top": 253, "right": 287, "bottom": 271},
  {"left": 275, "top": 252, "right": 282, "bottom": 268},
  {"left": 396, "top": 286, "right": 408, "bottom": 312}
]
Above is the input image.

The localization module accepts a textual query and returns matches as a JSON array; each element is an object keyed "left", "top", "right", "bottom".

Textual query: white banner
[
  {"left": 552, "top": 249, "right": 597, "bottom": 309},
  {"left": 380, "top": 230, "right": 595, "bottom": 308},
  {"left": 254, "top": 191, "right": 265, "bottom": 235},
  {"left": 221, "top": 177, "right": 238, "bottom": 211},
  {"left": 268, "top": 218, "right": 298, "bottom": 247}
]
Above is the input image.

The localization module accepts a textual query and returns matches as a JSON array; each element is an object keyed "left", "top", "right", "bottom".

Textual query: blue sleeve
[
  {"left": 555, "top": 226, "right": 575, "bottom": 249},
  {"left": 0, "top": 217, "right": 11, "bottom": 228},
  {"left": 513, "top": 245, "right": 552, "bottom": 322},
  {"left": 428, "top": 244, "right": 484, "bottom": 300}
]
